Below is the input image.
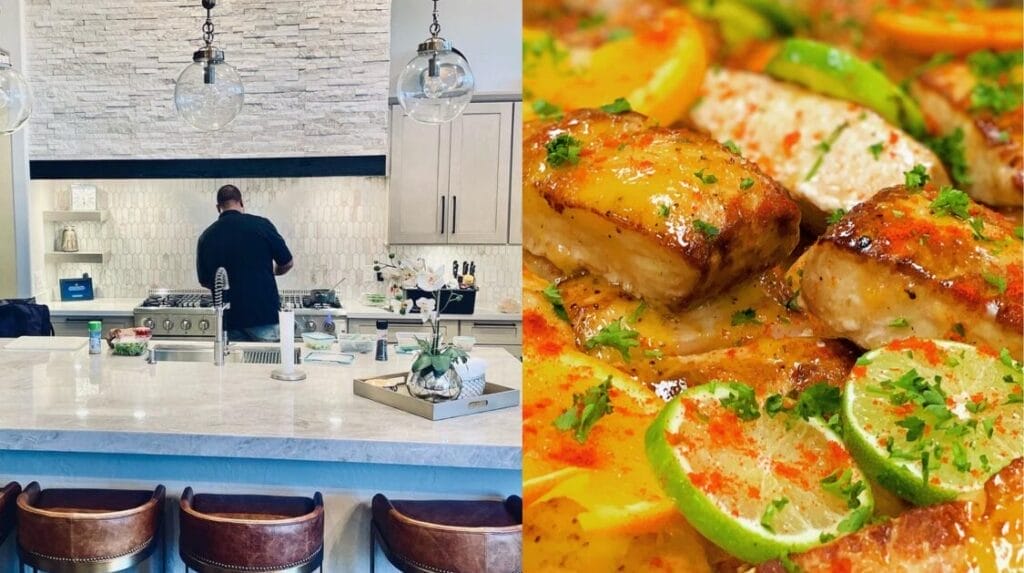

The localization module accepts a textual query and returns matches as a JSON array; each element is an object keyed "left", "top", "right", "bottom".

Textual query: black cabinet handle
[
  {"left": 440, "top": 196, "right": 446, "bottom": 234},
  {"left": 451, "top": 195, "right": 457, "bottom": 234}
]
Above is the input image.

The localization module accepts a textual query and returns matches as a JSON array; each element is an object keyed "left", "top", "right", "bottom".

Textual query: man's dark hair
[{"left": 216, "top": 185, "right": 243, "bottom": 207}]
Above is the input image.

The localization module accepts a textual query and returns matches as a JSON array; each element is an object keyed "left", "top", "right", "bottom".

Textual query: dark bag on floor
[{"left": 0, "top": 299, "right": 55, "bottom": 337}]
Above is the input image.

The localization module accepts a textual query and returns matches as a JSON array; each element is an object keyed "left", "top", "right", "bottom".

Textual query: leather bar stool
[
  {"left": 0, "top": 482, "right": 22, "bottom": 547},
  {"left": 371, "top": 494, "right": 523, "bottom": 573},
  {"left": 178, "top": 487, "right": 325, "bottom": 573},
  {"left": 16, "top": 482, "right": 165, "bottom": 573}
]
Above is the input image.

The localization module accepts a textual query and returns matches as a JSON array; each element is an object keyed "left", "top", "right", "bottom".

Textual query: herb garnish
[
  {"left": 542, "top": 282, "right": 570, "bottom": 322},
  {"left": 820, "top": 469, "right": 866, "bottom": 509},
  {"left": 739, "top": 177, "right": 755, "bottom": 190},
  {"left": 657, "top": 203, "right": 671, "bottom": 218},
  {"left": 868, "top": 142, "right": 884, "bottom": 159},
  {"left": 889, "top": 317, "right": 910, "bottom": 328},
  {"left": 929, "top": 186, "right": 970, "bottom": 219},
  {"left": 794, "top": 383, "right": 842, "bottom": 423},
  {"left": 837, "top": 505, "right": 871, "bottom": 534},
  {"left": 970, "top": 82, "right": 1023, "bottom": 115},
  {"left": 599, "top": 97, "right": 632, "bottom": 114},
  {"left": 730, "top": 308, "right": 760, "bottom": 326},
  {"left": 546, "top": 134, "right": 583, "bottom": 167},
  {"left": 553, "top": 376, "right": 614, "bottom": 443},
  {"left": 928, "top": 128, "right": 971, "bottom": 187},
  {"left": 693, "top": 219, "right": 720, "bottom": 238},
  {"left": 760, "top": 497, "right": 789, "bottom": 532},
  {"left": 826, "top": 208, "right": 846, "bottom": 225},
  {"left": 983, "top": 273, "right": 1007, "bottom": 294},
  {"left": 904, "top": 164, "right": 930, "bottom": 189},
  {"left": 896, "top": 416, "right": 925, "bottom": 442},
  {"left": 532, "top": 99, "right": 563, "bottom": 120},
  {"left": 585, "top": 318, "right": 640, "bottom": 360},
  {"left": 723, "top": 139, "right": 742, "bottom": 155},
  {"left": 968, "top": 50, "right": 1023, "bottom": 79},
  {"left": 577, "top": 12, "right": 607, "bottom": 30},
  {"left": 693, "top": 168, "right": 718, "bottom": 185},
  {"left": 716, "top": 381, "right": 761, "bottom": 421},
  {"left": 805, "top": 122, "right": 850, "bottom": 181},
  {"left": 626, "top": 301, "right": 647, "bottom": 325}
]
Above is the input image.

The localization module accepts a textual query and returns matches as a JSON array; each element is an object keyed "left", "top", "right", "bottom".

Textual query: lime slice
[
  {"left": 645, "top": 382, "right": 874, "bottom": 564},
  {"left": 842, "top": 339, "right": 1024, "bottom": 506}
]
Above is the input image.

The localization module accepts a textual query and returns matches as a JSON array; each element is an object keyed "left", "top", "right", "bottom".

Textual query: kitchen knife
[
  {"left": 470, "top": 261, "right": 476, "bottom": 276},
  {"left": 453, "top": 260, "right": 459, "bottom": 280},
  {"left": 463, "top": 261, "right": 469, "bottom": 276}
]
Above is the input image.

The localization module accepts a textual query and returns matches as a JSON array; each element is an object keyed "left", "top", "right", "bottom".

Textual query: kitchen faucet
[{"left": 213, "top": 267, "right": 230, "bottom": 366}]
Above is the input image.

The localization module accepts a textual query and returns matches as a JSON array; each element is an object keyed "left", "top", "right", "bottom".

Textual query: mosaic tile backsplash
[{"left": 30, "top": 178, "right": 522, "bottom": 308}]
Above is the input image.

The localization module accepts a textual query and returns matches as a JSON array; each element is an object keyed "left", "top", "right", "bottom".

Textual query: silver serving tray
[{"left": 353, "top": 373, "right": 520, "bottom": 421}]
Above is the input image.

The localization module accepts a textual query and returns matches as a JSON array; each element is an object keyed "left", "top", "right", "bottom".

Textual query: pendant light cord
[
  {"left": 429, "top": 0, "right": 441, "bottom": 38},
  {"left": 202, "top": 9, "right": 215, "bottom": 47}
]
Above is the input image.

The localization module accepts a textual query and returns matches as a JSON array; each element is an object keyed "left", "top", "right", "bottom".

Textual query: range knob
[
  {"left": 142, "top": 318, "right": 155, "bottom": 329},
  {"left": 181, "top": 319, "right": 192, "bottom": 330},
  {"left": 304, "top": 320, "right": 317, "bottom": 332},
  {"left": 162, "top": 319, "right": 174, "bottom": 331},
  {"left": 198, "top": 319, "right": 210, "bottom": 332},
  {"left": 323, "top": 320, "right": 336, "bottom": 334}
]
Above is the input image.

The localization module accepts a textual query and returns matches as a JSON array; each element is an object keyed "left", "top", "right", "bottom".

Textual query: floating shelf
[
  {"left": 45, "top": 252, "right": 108, "bottom": 264},
  {"left": 43, "top": 210, "right": 108, "bottom": 223}
]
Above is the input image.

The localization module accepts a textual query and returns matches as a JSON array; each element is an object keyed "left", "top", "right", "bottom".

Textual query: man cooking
[{"left": 196, "top": 184, "right": 294, "bottom": 342}]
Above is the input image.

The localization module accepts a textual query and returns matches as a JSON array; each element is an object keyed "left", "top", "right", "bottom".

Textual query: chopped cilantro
[
  {"left": 764, "top": 394, "right": 786, "bottom": 416},
  {"left": 868, "top": 142, "right": 884, "bottom": 159},
  {"left": 657, "top": 203, "right": 671, "bottom": 218},
  {"left": 643, "top": 349, "right": 664, "bottom": 360},
  {"left": 896, "top": 416, "right": 925, "bottom": 442},
  {"left": 888, "top": 317, "right": 910, "bottom": 328},
  {"left": 952, "top": 323, "right": 966, "bottom": 337},
  {"left": 837, "top": 505, "right": 871, "bottom": 534},
  {"left": 693, "top": 168, "right": 718, "bottom": 185},
  {"left": 826, "top": 208, "right": 846, "bottom": 225},
  {"left": 545, "top": 134, "right": 582, "bottom": 167},
  {"left": 730, "top": 308, "right": 760, "bottom": 326},
  {"left": 532, "top": 99, "right": 563, "bottom": 120},
  {"left": 819, "top": 532, "right": 836, "bottom": 543},
  {"left": 820, "top": 468, "right": 866, "bottom": 509},
  {"left": 716, "top": 381, "right": 761, "bottom": 421},
  {"left": 577, "top": 12, "right": 607, "bottom": 29},
  {"left": 553, "top": 376, "right": 614, "bottom": 443},
  {"left": 723, "top": 139, "right": 742, "bottom": 155},
  {"left": 968, "top": 50, "right": 1023, "bottom": 79},
  {"left": 951, "top": 441, "right": 971, "bottom": 473},
  {"left": 626, "top": 301, "right": 647, "bottom": 325},
  {"left": 523, "top": 33, "right": 567, "bottom": 65},
  {"left": 794, "top": 383, "right": 842, "bottom": 422},
  {"left": 607, "top": 27, "right": 633, "bottom": 41},
  {"left": 903, "top": 164, "right": 930, "bottom": 189},
  {"left": 928, "top": 128, "right": 971, "bottom": 187},
  {"left": 929, "top": 186, "right": 971, "bottom": 219},
  {"left": 599, "top": 97, "right": 632, "bottom": 114},
  {"left": 1015, "top": 226, "right": 1023, "bottom": 240},
  {"left": 584, "top": 318, "right": 640, "bottom": 361},
  {"left": 805, "top": 122, "right": 850, "bottom": 181},
  {"left": 693, "top": 219, "right": 720, "bottom": 238},
  {"left": 968, "top": 216, "right": 987, "bottom": 240},
  {"left": 970, "top": 82, "right": 1023, "bottom": 115},
  {"left": 542, "top": 282, "right": 570, "bottom": 323},
  {"left": 983, "top": 273, "right": 1007, "bottom": 294},
  {"left": 855, "top": 355, "right": 873, "bottom": 366},
  {"left": 760, "top": 497, "right": 789, "bottom": 533},
  {"left": 739, "top": 177, "right": 755, "bottom": 190}
]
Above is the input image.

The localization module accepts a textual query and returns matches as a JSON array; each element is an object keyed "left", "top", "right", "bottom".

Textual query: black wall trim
[{"left": 29, "top": 156, "right": 387, "bottom": 180}]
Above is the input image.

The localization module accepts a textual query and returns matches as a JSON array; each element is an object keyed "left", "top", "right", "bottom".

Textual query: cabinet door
[
  {"left": 388, "top": 106, "right": 451, "bottom": 245},
  {"left": 508, "top": 102, "right": 523, "bottom": 244},
  {"left": 447, "top": 102, "right": 513, "bottom": 244},
  {"left": 52, "top": 316, "right": 133, "bottom": 337},
  {"left": 348, "top": 318, "right": 453, "bottom": 343}
]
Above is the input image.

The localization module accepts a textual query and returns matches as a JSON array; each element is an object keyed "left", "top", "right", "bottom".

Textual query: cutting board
[{"left": 3, "top": 336, "right": 89, "bottom": 352}]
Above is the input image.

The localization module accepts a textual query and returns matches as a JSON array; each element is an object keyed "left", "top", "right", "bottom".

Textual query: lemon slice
[
  {"left": 842, "top": 339, "right": 1024, "bottom": 506},
  {"left": 646, "top": 382, "right": 874, "bottom": 564},
  {"left": 523, "top": 8, "right": 708, "bottom": 125}
]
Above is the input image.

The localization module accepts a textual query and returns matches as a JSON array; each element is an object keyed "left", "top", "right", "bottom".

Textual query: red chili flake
[
  {"left": 970, "top": 393, "right": 986, "bottom": 404},
  {"left": 548, "top": 440, "right": 601, "bottom": 468},
  {"left": 690, "top": 470, "right": 727, "bottom": 494},
  {"left": 747, "top": 485, "right": 761, "bottom": 500},
  {"left": 522, "top": 398, "right": 553, "bottom": 419},
  {"left": 892, "top": 403, "right": 916, "bottom": 416},
  {"left": 825, "top": 441, "right": 853, "bottom": 473},
  {"left": 830, "top": 557, "right": 853, "bottom": 573},
  {"left": 886, "top": 338, "right": 943, "bottom": 365},
  {"left": 772, "top": 461, "right": 806, "bottom": 486},
  {"left": 977, "top": 344, "right": 1000, "bottom": 357},
  {"left": 888, "top": 131, "right": 899, "bottom": 145},
  {"left": 707, "top": 410, "right": 754, "bottom": 452},
  {"left": 951, "top": 280, "right": 984, "bottom": 306},
  {"left": 851, "top": 365, "right": 867, "bottom": 378},
  {"left": 782, "top": 131, "right": 801, "bottom": 156}
]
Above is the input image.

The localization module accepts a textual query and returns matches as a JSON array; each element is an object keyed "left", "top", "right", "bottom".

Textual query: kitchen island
[{"left": 0, "top": 340, "right": 521, "bottom": 572}]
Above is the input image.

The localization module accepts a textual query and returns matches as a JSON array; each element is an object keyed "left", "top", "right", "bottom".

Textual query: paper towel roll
[{"left": 279, "top": 310, "right": 295, "bottom": 373}]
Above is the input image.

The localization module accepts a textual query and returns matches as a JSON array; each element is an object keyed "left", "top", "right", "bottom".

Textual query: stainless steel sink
[{"left": 147, "top": 344, "right": 300, "bottom": 365}]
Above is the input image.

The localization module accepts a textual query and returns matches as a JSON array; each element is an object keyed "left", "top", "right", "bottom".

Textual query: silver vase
[{"left": 407, "top": 365, "right": 463, "bottom": 403}]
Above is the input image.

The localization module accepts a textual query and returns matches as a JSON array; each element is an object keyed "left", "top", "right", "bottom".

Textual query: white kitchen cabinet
[
  {"left": 347, "top": 318, "right": 455, "bottom": 344},
  {"left": 389, "top": 102, "right": 516, "bottom": 245},
  {"left": 51, "top": 315, "right": 133, "bottom": 337},
  {"left": 508, "top": 102, "right": 522, "bottom": 245}
]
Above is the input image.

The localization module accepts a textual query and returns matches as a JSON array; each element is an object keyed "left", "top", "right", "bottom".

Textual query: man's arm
[
  {"left": 274, "top": 260, "right": 294, "bottom": 276},
  {"left": 196, "top": 235, "right": 212, "bottom": 289}
]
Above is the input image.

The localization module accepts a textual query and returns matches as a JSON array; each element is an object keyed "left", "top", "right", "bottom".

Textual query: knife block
[{"left": 403, "top": 288, "right": 477, "bottom": 315}]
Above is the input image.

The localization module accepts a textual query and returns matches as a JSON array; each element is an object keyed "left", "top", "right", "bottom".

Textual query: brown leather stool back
[
  {"left": 179, "top": 487, "right": 325, "bottom": 572},
  {"left": 0, "top": 482, "right": 21, "bottom": 547},
  {"left": 17, "top": 482, "right": 164, "bottom": 571},
  {"left": 371, "top": 494, "right": 522, "bottom": 573}
]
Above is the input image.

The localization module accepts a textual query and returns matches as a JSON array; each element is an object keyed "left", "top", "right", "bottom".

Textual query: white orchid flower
[
  {"left": 416, "top": 265, "right": 448, "bottom": 292},
  {"left": 416, "top": 297, "right": 436, "bottom": 313}
]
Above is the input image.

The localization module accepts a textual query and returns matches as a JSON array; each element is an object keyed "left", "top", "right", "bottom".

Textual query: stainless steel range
[{"left": 133, "top": 289, "right": 346, "bottom": 339}]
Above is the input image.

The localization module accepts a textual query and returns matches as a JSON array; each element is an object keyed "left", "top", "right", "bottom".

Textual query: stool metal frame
[
  {"left": 181, "top": 545, "right": 324, "bottom": 573},
  {"left": 17, "top": 533, "right": 159, "bottom": 573}
]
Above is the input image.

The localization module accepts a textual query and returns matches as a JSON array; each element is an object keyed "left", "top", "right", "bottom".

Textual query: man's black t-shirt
[{"left": 196, "top": 211, "right": 292, "bottom": 330}]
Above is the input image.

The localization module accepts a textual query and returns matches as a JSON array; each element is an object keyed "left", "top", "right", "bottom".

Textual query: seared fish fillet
[
  {"left": 801, "top": 185, "right": 1023, "bottom": 358},
  {"left": 758, "top": 458, "right": 1023, "bottom": 573},
  {"left": 912, "top": 60, "right": 1023, "bottom": 207},
  {"left": 557, "top": 269, "right": 829, "bottom": 381},
  {"left": 524, "top": 109, "right": 801, "bottom": 309},
  {"left": 648, "top": 337, "right": 858, "bottom": 402},
  {"left": 691, "top": 69, "right": 948, "bottom": 230}
]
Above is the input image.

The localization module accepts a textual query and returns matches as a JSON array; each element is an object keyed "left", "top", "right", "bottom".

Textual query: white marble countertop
[
  {"left": 342, "top": 301, "right": 522, "bottom": 322},
  {"left": 45, "top": 298, "right": 523, "bottom": 323},
  {"left": 44, "top": 298, "right": 139, "bottom": 318},
  {"left": 0, "top": 340, "right": 522, "bottom": 469}
]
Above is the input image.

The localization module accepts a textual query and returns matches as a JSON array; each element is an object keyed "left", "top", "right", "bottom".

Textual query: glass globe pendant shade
[
  {"left": 397, "top": 39, "right": 474, "bottom": 124},
  {"left": 0, "top": 49, "right": 33, "bottom": 135},
  {"left": 174, "top": 50, "right": 244, "bottom": 131}
]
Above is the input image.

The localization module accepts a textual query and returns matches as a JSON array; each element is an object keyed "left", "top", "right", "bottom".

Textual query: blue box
[{"left": 59, "top": 277, "right": 94, "bottom": 301}]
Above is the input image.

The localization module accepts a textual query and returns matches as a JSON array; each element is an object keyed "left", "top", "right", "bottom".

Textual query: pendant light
[
  {"left": 0, "top": 42, "right": 32, "bottom": 135},
  {"left": 174, "top": 0, "right": 244, "bottom": 131},
  {"left": 397, "top": 0, "right": 475, "bottom": 124}
]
